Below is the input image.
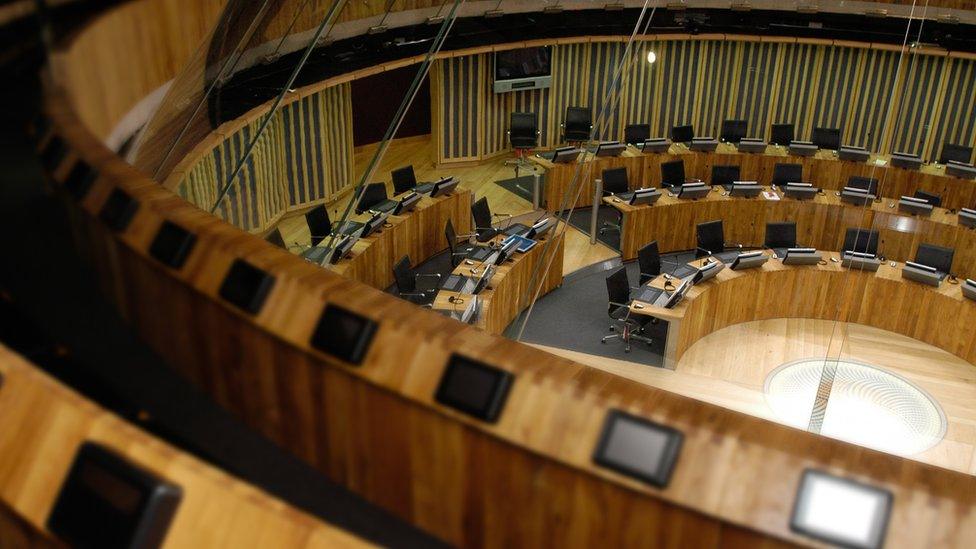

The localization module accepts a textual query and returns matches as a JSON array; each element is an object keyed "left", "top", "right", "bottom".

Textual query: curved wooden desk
[
  {"left": 433, "top": 228, "right": 565, "bottom": 335},
  {"left": 631, "top": 252, "right": 976, "bottom": 369},
  {"left": 605, "top": 184, "right": 976, "bottom": 279},
  {"left": 327, "top": 188, "right": 471, "bottom": 290},
  {"left": 537, "top": 142, "right": 976, "bottom": 213}
]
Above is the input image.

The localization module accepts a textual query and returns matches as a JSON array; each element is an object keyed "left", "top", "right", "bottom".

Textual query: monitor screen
[
  {"left": 435, "top": 354, "right": 514, "bottom": 422},
  {"left": 495, "top": 46, "right": 552, "bottom": 81},
  {"left": 592, "top": 410, "right": 683, "bottom": 488},
  {"left": 790, "top": 469, "right": 892, "bottom": 549},
  {"left": 310, "top": 304, "right": 378, "bottom": 365}
]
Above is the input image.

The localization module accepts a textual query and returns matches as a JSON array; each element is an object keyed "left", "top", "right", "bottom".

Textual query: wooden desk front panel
[
  {"left": 331, "top": 189, "right": 472, "bottom": 289},
  {"left": 541, "top": 154, "right": 644, "bottom": 211}
]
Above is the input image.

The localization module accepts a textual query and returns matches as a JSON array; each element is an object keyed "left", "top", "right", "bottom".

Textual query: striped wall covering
[
  {"left": 177, "top": 83, "right": 354, "bottom": 232},
  {"left": 434, "top": 40, "right": 976, "bottom": 165}
]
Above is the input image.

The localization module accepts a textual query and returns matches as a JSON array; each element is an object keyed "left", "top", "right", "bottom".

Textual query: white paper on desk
[{"left": 762, "top": 191, "right": 781, "bottom": 201}]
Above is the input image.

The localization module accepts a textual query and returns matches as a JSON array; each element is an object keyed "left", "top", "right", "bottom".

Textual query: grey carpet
[
  {"left": 494, "top": 174, "right": 544, "bottom": 203},
  {"left": 565, "top": 206, "right": 621, "bottom": 250}
]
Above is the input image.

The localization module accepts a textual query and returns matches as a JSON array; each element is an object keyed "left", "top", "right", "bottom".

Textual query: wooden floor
[
  {"left": 277, "top": 135, "right": 618, "bottom": 277},
  {"left": 534, "top": 318, "right": 976, "bottom": 476}
]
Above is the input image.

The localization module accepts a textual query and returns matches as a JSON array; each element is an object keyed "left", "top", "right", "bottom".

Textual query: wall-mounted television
[{"left": 494, "top": 46, "right": 552, "bottom": 93}]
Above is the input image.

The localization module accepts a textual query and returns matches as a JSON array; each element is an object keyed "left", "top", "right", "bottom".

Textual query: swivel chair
[
  {"left": 696, "top": 220, "right": 725, "bottom": 257},
  {"left": 505, "top": 112, "right": 540, "bottom": 178},
  {"left": 392, "top": 255, "right": 441, "bottom": 306},
  {"left": 562, "top": 106, "right": 592, "bottom": 143},
  {"left": 711, "top": 164, "right": 741, "bottom": 189},
  {"left": 266, "top": 228, "right": 287, "bottom": 249},
  {"left": 914, "top": 190, "right": 941, "bottom": 207},
  {"left": 770, "top": 123, "right": 795, "bottom": 146},
  {"left": 843, "top": 228, "right": 880, "bottom": 256},
  {"left": 914, "top": 243, "right": 954, "bottom": 278},
  {"left": 764, "top": 222, "right": 797, "bottom": 255},
  {"left": 812, "top": 127, "right": 841, "bottom": 151},
  {"left": 720, "top": 119, "right": 747, "bottom": 144},
  {"left": 847, "top": 176, "right": 879, "bottom": 196},
  {"left": 471, "top": 197, "right": 510, "bottom": 243},
  {"left": 660, "top": 159, "right": 687, "bottom": 188},
  {"left": 305, "top": 205, "right": 332, "bottom": 246},
  {"left": 637, "top": 240, "right": 662, "bottom": 285},
  {"left": 671, "top": 124, "right": 694, "bottom": 144},
  {"left": 445, "top": 219, "right": 482, "bottom": 267},
  {"left": 391, "top": 165, "right": 425, "bottom": 195},
  {"left": 601, "top": 267, "right": 653, "bottom": 353},
  {"left": 772, "top": 163, "right": 803, "bottom": 187},
  {"left": 939, "top": 143, "right": 973, "bottom": 165},
  {"left": 599, "top": 167, "right": 629, "bottom": 236},
  {"left": 624, "top": 124, "right": 650, "bottom": 145},
  {"left": 355, "top": 183, "right": 397, "bottom": 214}
]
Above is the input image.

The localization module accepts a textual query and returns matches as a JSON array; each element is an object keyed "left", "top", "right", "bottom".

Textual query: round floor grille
[{"left": 764, "top": 359, "right": 946, "bottom": 456}]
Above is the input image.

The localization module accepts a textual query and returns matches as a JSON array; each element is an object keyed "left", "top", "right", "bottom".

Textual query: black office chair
[
  {"left": 812, "top": 127, "right": 841, "bottom": 150},
  {"left": 445, "top": 219, "right": 480, "bottom": 267},
  {"left": 913, "top": 190, "right": 942, "bottom": 207},
  {"left": 843, "top": 228, "right": 880, "bottom": 256},
  {"left": 770, "top": 123, "right": 794, "bottom": 146},
  {"left": 765, "top": 222, "right": 797, "bottom": 251},
  {"left": 391, "top": 165, "right": 420, "bottom": 195},
  {"left": 696, "top": 220, "right": 725, "bottom": 257},
  {"left": 772, "top": 163, "right": 803, "bottom": 187},
  {"left": 506, "top": 112, "right": 540, "bottom": 178},
  {"left": 305, "top": 204, "right": 333, "bottom": 246},
  {"left": 266, "top": 228, "right": 287, "bottom": 249},
  {"left": 472, "top": 197, "right": 509, "bottom": 243},
  {"left": 599, "top": 167, "right": 629, "bottom": 235},
  {"left": 601, "top": 267, "right": 652, "bottom": 353},
  {"left": 355, "top": 183, "right": 393, "bottom": 214},
  {"left": 847, "top": 176, "right": 879, "bottom": 195},
  {"left": 637, "top": 240, "right": 662, "bottom": 285},
  {"left": 562, "top": 106, "right": 592, "bottom": 143},
  {"left": 939, "top": 143, "right": 973, "bottom": 165},
  {"left": 624, "top": 124, "right": 650, "bottom": 145},
  {"left": 720, "top": 119, "right": 747, "bottom": 143},
  {"left": 671, "top": 124, "right": 694, "bottom": 144},
  {"left": 392, "top": 255, "right": 441, "bottom": 306},
  {"left": 711, "top": 164, "right": 740, "bottom": 189},
  {"left": 914, "top": 243, "right": 954, "bottom": 277},
  {"left": 660, "top": 159, "right": 686, "bottom": 188}
]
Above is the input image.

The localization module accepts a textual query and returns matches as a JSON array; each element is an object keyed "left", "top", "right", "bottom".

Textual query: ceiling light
[{"left": 646, "top": 51, "right": 657, "bottom": 64}]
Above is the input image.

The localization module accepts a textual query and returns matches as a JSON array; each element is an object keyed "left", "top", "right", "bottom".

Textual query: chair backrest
[
  {"left": 720, "top": 119, "right": 747, "bottom": 143},
  {"left": 624, "top": 124, "right": 650, "bottom": 144},
  {"left": 812, "top": 127, "right": 841, "bottom": 150},
  {"left": 605, "top": 267, "right": 631, "bottom": 315},
  {"left": 266, "top": 228, "right": 287, "bottom": 249},
  {"left": 913, "top": 189, "right": 941, "bottom": 207},
  {"left": 391, "top": 166, "right": 417, "bottom": 195},
  {"left": 637, "top": 240, "right": 661, "bottom": 285},
  {"left": 710, "top": 164, "right": 740, "bottom": 187},
  {"left": 305, "top": 205, "right": 332, "bottom": 246},
  {"left": 939, "top": 143, "right": 973, "bottom": 165},
  {"left": 602, "top": 167, "right": 629, "bottom": 194},
  {"left": 765, "top": 222, "right": 797, "bottom": 249},
  {"left": 772, "top": 163, "right": 803, "bottom": 186},
  {"left": 915, "top": 243, "right": 954, "bottom": 273},
  {"left": 392, "top": 255, "right": 416, "bottom": 292},
  {"left": 445, "top": 219, "right": 458, "bottom": 255},
  {"left": 671, "top": 124, "right": 694, "bottom": 143},
  {"left": 843, "top": 228, "right": 880, "bottom": 256},
  {"left": 510, "top": 112, "right": 539, "bottom": 148},
  {"left": 472, "top": 197, "right": 493, "bottom": 230},
  {"left": 660, "top": 159, "right": 685, "bottom": 187},
  {"left": 697, "top": 220, "right": 724, "bottom": 255},
  {"left": 356, "top": 183, "right": 388, "bottom": 214},
  {"left": 564, "top": 107, "right": 591, "bottom": 140},
  {"left": 847, "top": 176, "right": 878, "bottom": 195},
  {"left": 770, "top": 123, "right": 794, "bottom": 146}
]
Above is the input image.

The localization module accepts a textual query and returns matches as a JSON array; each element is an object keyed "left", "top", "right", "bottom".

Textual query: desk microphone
[{"left": 695, "top": 246, "right": 713, "bottom": 258}]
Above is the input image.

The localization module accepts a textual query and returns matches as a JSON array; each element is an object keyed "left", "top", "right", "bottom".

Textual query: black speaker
[
  {"left": 434, "top": 354, "right": 514, "bottom": 423},
  {"left": 99, "top": 189, "right": 140, "bottom": 233},
  {"left": 149, "top": 221, "right": 197, "bottom": 270},
  {"left": 310, "top": 304, "right": 378, "bottom": 365},
  {"left": 47, "top": 442, "right": 183, "bottom": 549},
  {"left": 218, "top": 259, "right": 275, "bottom": 315},
  {"left": 64, "top": 161, "right": 98, "bottom": 201}
]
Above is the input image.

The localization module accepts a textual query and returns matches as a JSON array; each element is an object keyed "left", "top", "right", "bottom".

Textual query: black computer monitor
[
  {"left": 843, "top": 228, "right": 879, "bottom": 257},
  {"left": 720, "top": 119, "right": 748, "bottom": 143},
  {"left": 940, "top": 143, "right": 973, "bottom": 165},
  {"left": 430, "top": 177, "right": 460, "bottom": 197},
  {"left": 671, "top": 124, "right": 694, "bottom": 143},
  {"left": 812, "top": 127, "right": 841, "bottom": 150},
  {"left": 662, "top": 279, "right": 690, "bottom": 308},
  {"left": 711, "top": 165, "right": 741, "bottom": 188},
  {"left": 660, "top": 160, "right": 685, "bottom": 187}
]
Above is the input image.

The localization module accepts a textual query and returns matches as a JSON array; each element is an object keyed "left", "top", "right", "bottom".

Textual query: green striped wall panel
[{"left": 929, "top": 57, "right": 976, "bottom": 163}]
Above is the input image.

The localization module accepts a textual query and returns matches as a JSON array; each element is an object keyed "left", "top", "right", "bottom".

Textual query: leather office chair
[
  {"left": 355, "top": 183, "right": 392, "bottom": 214},
  {"left": 392, "top": 255, "right": 441, "bottom": 306},
  {"left": 764, "top": 222, "right": 797, "bottom": 250},
  {"left": 266, "top": 228, "right": 287, "bottom": 249},
  {"left": 711, "top": 164, "right": 740, "bottom": 189},
  {"left": 671, "top": 124, "right": 694, "bottom": 144},
  {"left": 624, "top": 124, "right": 650, "bottom": 145},
  {"left": 939, "top": 143, "right": 973, "bottom": 165},
  {"left": 843, "top": 228, "right": 880, "bottom": 256},
  {"left": 562, "top": 106, "right": 592, "bottom": 143},
  {"left": 601, "top": 267, "right": 652, "bottom": 353},
  {"left": 472, "top": 197, "right": 509, "bottom": 243},
  {"left": 720, "top": 119, "right": 747, "bottom": 143},
  {"left": 770, "top": 123, "right": 794, "bottom": 146},
  {"left": 772, "top": 163, "right": 803, "bottom": 187},
  {"left": 506, "top": 112, "right": 540, "bottom": 178},
  {"left": 812, "top": 127, "right": 841, "bottom": 150},
  {"left": 599, "top": 167, "right": 629, "bottom": 235},
  {"left": 637, "top": 240, "right": 662, "bottom": 285},
  {"left": 847, "top": 176, "right": 879, "bottom": 195},
  {"left": 696, "top": 220, "right": 725, "bottom": 257},
  {"left": 305, "top": 204, "right": 332, "bottom": 246},
  {"left": 914, "top": 190, "right": 942, "bottom": 207},
  {"left": 660, "top": 159, "right": 687, "bottom": 188},
  {"left": 391, "top": 165, "right": 419, "bottom": 195},
  {"left": 915, "top": 243, "right": 954, "bottom": 277},
  {"left": 445, "top": 219, "right": 480, "bottom": 267}
]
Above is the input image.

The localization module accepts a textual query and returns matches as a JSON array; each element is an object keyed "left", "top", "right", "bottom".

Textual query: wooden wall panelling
[
  {"left": 927, "top": 56, "right": 976, "bottom": 164},
  {"left": 889, "top": 51, "right": 950, "bottom": 160}
]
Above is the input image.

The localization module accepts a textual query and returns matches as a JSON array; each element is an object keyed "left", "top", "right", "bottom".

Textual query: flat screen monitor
[
  {"left": 435, "top": 354, "right": 514, "bottom": 423},
  {"left": 812, "top": 127, "right": 841, "bottom": 150},
  {"left": 660, "top": 160, "right": 685, "bottom": 187},
  {"left": 729, "top": 182, "right": 762, "bottom": 198},
  {"left": 529, "top": 217, "right": 555, "bottom": 239},
  {"left": 494, "top": 239, "right": 519, "bottom": 265},
  {"left": 310, "top": 304, "right": 378, "bottom": 365},
  {"left": 783, "top": 183, "right": 818, "bottom": 200},
  {"left": 595, "top": 141, "right": 625, "bottom": 157},
  {"left": 671, "top": 124, "right": 694, "bottom": 143},
  {"left": 430, "top": 177, "right": 460, "bottom": 197},
  {"left": 392, "top": 191, "right": 421, "bottom": 215},
  {"left": 327, "top": 234, "right": 357, "bottom": 265},
  {"left": 359, "top": 212, "right": 388, "bottom": 238},
  {"left": 47, "top": 443, "right": 183, "bottom": 549},
  {"left": 691, "top": 260, "right": 724, "bottom": 285},
  {"left": 663, "top": 279, "right": 690, "bottom": 309},
  {"left": 678, "top": 183, "right": 710, "bottom": 200},
  {"left": 790, "top": 469, "right": 892, "bottom": 549},
  {"left": 730, "top": 251, "right": 768, "bottom": 270},
  {"left": 494, "top": 46, "right": 552, "bottom": 81},
  {"left": 630, "top": 188, "right": 661, "bottom": 206},
  {"left": 592, "top": 410, "right": 683, "bottom": 488},
  {"left": 552, "top": 146, "right": 582, "bottom": 164}
]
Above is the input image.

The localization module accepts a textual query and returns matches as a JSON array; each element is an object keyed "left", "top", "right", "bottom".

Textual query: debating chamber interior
[{"left": 5, "top": 0, "right": 976, "bottom": 547}]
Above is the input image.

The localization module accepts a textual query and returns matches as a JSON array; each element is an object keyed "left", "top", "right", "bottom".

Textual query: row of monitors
[{"left": 41, "top": 133, "right": 895, "bottom": 549}]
